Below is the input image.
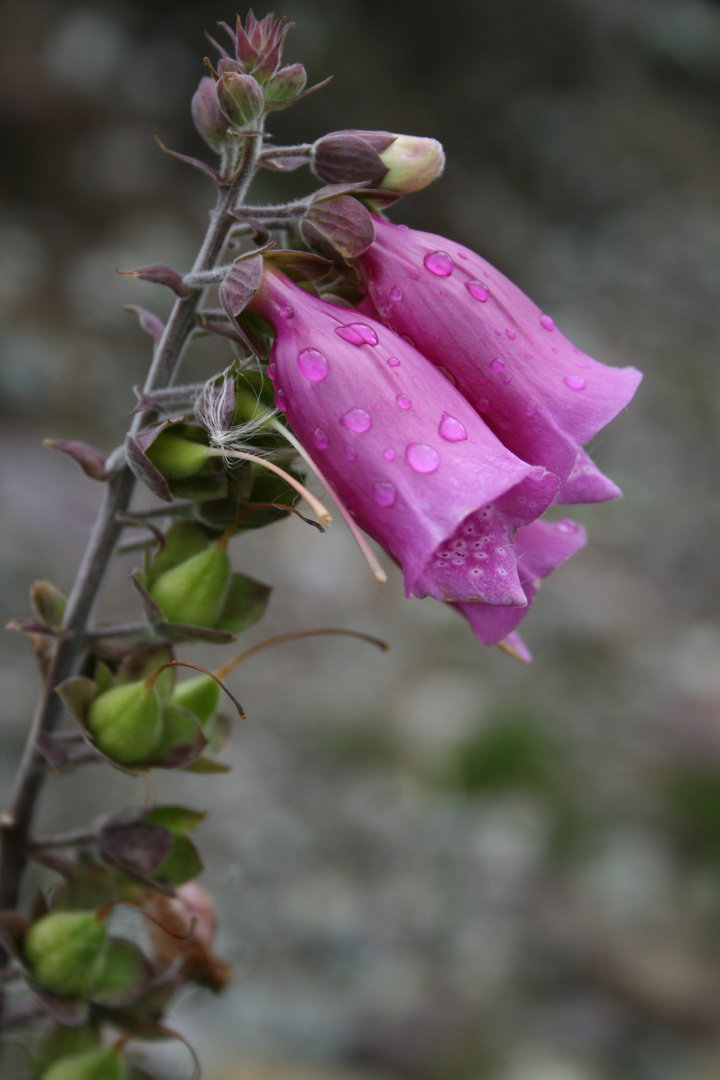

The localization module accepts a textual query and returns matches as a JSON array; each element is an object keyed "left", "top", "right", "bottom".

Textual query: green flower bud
[
  {"left": 264, "top": 62, "right": 307, "bottom": 107},
  {"left": 149, "top": 544, "right": 231, "bottom": 628},
  {"left": 171, "top": 674, "right": 221, "bottom": 725},
  {"left": 378, "top": 135, "right": 445, "bottom": 193},
  {"left": 216, "top": 72, "right": 265, "bottom": 130},
  {"left": 42, "top": 1046, "right": 125, "bottom": 1080},
  {"left": 25, "top": 912, "right": 108, "bottom": 998},
  {"left": 87, "top": 681, "right": 164, "bottom": 765},
  {"left": 145, "top": 432, "right": 210, "bottom": 479}
]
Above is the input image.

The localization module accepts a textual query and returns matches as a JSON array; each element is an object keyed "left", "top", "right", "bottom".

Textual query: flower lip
[{"left": 251, "top": 265, "right": 560, "bottom": 605}]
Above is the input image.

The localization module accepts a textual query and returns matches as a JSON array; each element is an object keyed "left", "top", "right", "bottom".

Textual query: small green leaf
[
  {"left": 90, "top": 939, "right": 149, "bottom": 1006},
  {"left": 144, "top": 806, "right": 206, "bottom": 836},
  {"left": 154, "top": 836, "right": 203, "bottom": 886},
  {"left": 216, "top": 572, "right": 271, "bottom": 634},
  {"left": 150, "top": 705, "right": 207, "bottom": 769}
]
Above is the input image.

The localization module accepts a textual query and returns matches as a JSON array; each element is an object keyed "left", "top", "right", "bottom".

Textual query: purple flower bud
[
  {"left": 250, "top": 265, "right": 562, "bottom": 627},
  {"left": 215, "top": 72, "right": 265, "bottom": 130},
  {"left": 358, "top": 217, "right": 642, "bottom": 498},
  {"left": 311, "top": 131, "right": 396, "bottom": 187},
  {"left": 191, "top": 76, "right": 229, "bottom": 151}
]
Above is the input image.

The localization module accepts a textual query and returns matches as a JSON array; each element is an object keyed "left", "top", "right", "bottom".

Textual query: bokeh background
[{"left": 2, "top": 0, "right": 720, "bottom": 1077}]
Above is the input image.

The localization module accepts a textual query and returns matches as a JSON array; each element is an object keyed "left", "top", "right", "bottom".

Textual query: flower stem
[{"left": 0, "top": 129, "right": 264, "bottom": 1028}]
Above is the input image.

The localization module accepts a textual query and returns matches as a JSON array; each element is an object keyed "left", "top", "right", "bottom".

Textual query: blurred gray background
[{"left": 2, "top": 0, "right": 720, "bottom": 1077}]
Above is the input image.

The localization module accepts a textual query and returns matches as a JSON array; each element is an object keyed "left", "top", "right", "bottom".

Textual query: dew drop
[
  {"left": 523, "top": 353, "right": 533, "bottom": 360},
  {"left": 390, "top": 285, "right": 404, "bottom": 302},
  {"left": 466, "top": 280, "right": 489, "bottom": 302},
  {"left": 275, "top": 389, "right": 287, "bottom": 413},
  {"left": 423, "top": 250, "right": 454, "bottom": 277},
  {"left": 540, "top": 314, "right": 555, "bottom": 331},
  {"left": 383, "top": 449, "right": 396, "bottom": 461},
  {"left": 267, "top": 361, "right": 277, "bottom": 382},
  {"left": 556, "top": 519, "right": 579, "bottom": 534},
  {"left": 409, "top": 271, "right": 420, "bottom": 281},
  {"left": 457, "top": 250, "right": 468, "bottom": 260},
  {"left": 503, "top": 375, "right": 512, "bottom": 385},
  {"left": 438, "top": 412, "right": 468, "bottom": 442},
  {"left": 577, "top": 361, "right": 589, "bottom": 369},
  {"left": 478, "top": 398, "right": 489, "bottom": 410},
  {"left": 373, "top": 481, "right": 397, "bottom": 508},
  {"left": 564, "top": 374, "right": 586, "bottom": 390},
  {"left": 490, "top": 358, "right": 505, "bottom": 374},
  {"left": 406, "top": 443, "right": 440, "bottom": 474},
  {"left": 345, "top": 446, "right": 357, "bottom": 462},
  {"left": 387, "top": 357, "right": 401, "bottom": 368},
  {"left": 396, "top": 394, "right": 412, "bottom": 410},
  {"left": 551, "top": 347, "right": 559, "bottom": 354},
  {"left": 506, "top": 329, "right": 517, "bottom": 340},
  {"left": 525, "top": 401, "right": 537, "bottom": 418},
  {"left": 279, "top": 305, "right": 294, "bottom": 320},
  {"left": 297, "top": 348, "right": 329, "bottom": 382},
  {"left": 313, "top": 428, "right": 328, "bottom": 450},
  {"left": 341, "top": 407, "right": 372, "bottom": 433},
  {"left": 335, "top": 322, "right": 379, "bottom": 346}
]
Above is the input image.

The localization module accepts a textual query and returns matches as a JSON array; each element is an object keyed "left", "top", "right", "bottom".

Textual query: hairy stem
[{"left": 0, "top": 132, "right": 264, "bottom": 1009}]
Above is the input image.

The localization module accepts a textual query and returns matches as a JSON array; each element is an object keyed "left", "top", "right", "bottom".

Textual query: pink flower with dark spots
[
  {"left": 250, "top": 265, "right": 560, "bottom": 614},
  {"left": 358, "top": 217, "right": 642, "bottom": 502},
  {"left": 450, "top": 517, "right": 587, "bottom": 661}
]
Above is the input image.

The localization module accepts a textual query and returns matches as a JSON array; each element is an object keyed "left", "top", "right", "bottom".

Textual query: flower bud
[
  {"left": 377, "top": 135, "right": 445, "bottom": 193},
  {"left": 24, "top": 912, "right": 108, "bottom": 998},
  {"left": 87, "top": 681, "right": 164, "bottom": 766},
  {"left": 171, "top": 674, "right": 221, "bottom": 725},
  {"left": 263, "top": 62, "right": 307, "bottom": 108},
  {"left": 216, "top": 72, "right": 265, "bottom": 130},
  {"left": 145, "top": 431, "right": 210, "bottom": 479},
  {"left": 311, "top": 130, "right": 394, "bottom": 187},
  {"left": 42, "top": 1046, "right": 125, "bottom": 1080},
  {"left": 191, "top": 76, "right": 229, "bottom": 151},
  {"left": 149, "top": 544, "right": 231, "bottom": 628}
]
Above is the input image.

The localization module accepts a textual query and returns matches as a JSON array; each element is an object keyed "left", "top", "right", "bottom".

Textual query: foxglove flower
[
  {"left": 250, "top": 265, "right": 564, "bottom": 623},
  {"left": 358, "top": 217, "right": 642, "bottom": 501}
]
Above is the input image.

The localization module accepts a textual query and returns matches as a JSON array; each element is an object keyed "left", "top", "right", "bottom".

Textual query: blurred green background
[{"left": 2, "top": 0, "right": 720, "bottom": 1077}]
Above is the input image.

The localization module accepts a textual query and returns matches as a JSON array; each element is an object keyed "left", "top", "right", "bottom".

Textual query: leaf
[
  {"left": 31, "top": 580, "right": 67, "bottom": 629},
  {"left": 43, "top": 439, "right": 108, "bottom": 481},
  {"left": 100, "top": 823, "right": 175, "bottom": 876},
  {"left": 53, "top": 865, "right": 119, "bottom": 913},
  {"left": 90, "top": 939, "right": 153, "bottom": 1006},
  {"left": 56, "top": 677, "right": 97, "bottom": 727},
  {"left": 144, "top": 806, "right": 206, "bottom": 836},
  {"left": 154, "top": 836, "right": 203, "bottom": 887},
  {"left": 125, "top": 435, "right": 173, "bottom": 503},
  {"left": 216, "top": 572, "right": 271, "bottom": 634},
  {"left": 149, "top": 705, "right": 207, "bottom": 769},
  {"left": 182, "top": 755, "right": 232, "bottom": 774}
]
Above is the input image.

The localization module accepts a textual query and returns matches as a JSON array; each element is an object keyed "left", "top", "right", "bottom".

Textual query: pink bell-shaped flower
[
  {"left": 250, "top": 265, "right": 562, "bottom": 613},
  {"left": 358, "top": 217, "right": 642, "bottom": 501}
]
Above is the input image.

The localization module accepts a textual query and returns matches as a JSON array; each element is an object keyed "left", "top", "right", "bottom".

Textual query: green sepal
[
  {"left": 216, "top": 572, "right": 271, "bottom": 633},
  {"left": 171, "top": 674, "right": 221, "bottom": 725},
  {"left": 154, "top": 835, "right": 203, "bottom": 887},
  {"left": 144, "top": 805, "right": 206, "bottom": 836},
  {"left": 31, "top": 580, "right": 67, "bottom": 630},
  {"left": 39, "top": 1023, "right": 101, "bottom": 1070},
  {"left": 53, "top": 866, "right": 120, "bottom": 914},
  {"left": 150, "top": 704, "right": 207, "bottom": 769},
  {"left": 115, "top": 644, "right": 176, "bottom": 703},
  {"left": 41, "top": 1045, "right": 125, "bottom": 1080},
  {"left": 90, "top": 939, "right": 150, "bottom": 1007}
]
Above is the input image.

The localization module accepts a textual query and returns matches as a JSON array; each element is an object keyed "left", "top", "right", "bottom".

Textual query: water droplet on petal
[
  {"left": 406, "top": 443, "right": 440, "bottom": 474},
  {"left": 551, "top": 347, "right": 559, "bottom": 354},
  {"left": 390, "top": 285, "right": 404, "bottom": 302},
  {"left": 556, "top": 519, "right": 579, "bottom": 534},
  {"left": 577, "top": 361, "right": 589, "bottom": 369},
  {"left": 503, "top": 374, "right": 513, "bottom": 385},
  {"left": 478, "top": 398, "right": 489, "bottom": 410},
  {"left": 506, "top": 329, "right": 516, "bottom": 340},
  {"left": 267, "top": 361, "right": 277, "bottom": 382},
  {"left": 313, "top": 428, "right": 328, "bottom": 450},
  {"left": 525, "top": 401, "right": 537, "bottom": 418},
  {"left": 396, "top": 394, "right": 411, "bottom": 410},
  {"left": 387, "top": 357, "right": 401, "bottom": 368},
  {"left": 540, "top": 314, "right": 555, "bottom": 331},
  {"left": 383, "top": 449, "right": 396, "bottom": 461},
  {"left": 279, "top": 305, "right": 294, "bottom": 319},
  {"left": 297, "top": 348, "right": 329, "bottom": 382},
  {"left": 345, "top": 446, "right": 357, "bottom": 462},
  {"left": 438, "top": 413, "right": 468, "bottom": 442},
  {"left": 275, "top": 389, "right": 287, "bottom": 413},
  {"left": 335, "top": 322, "right": 379, "bottom": 346},
  {"left": 352, "top": 323, "right": 378, "bottom": 344},
  {"left": 466, "top": 280, "right": 489, "bottom": 302},
  {"left": 490, "top": 358, "right": 505, "bottom": 373},
  {"left": 457, "top": 250, "right": 468, "bottom": 260},
  {"left": 373, "top": 482, "right": 397, "bottom": 507},
  {"left": 423, "top": 250, "right": 454, "bottom": 277},
  {"left": 341, "top": 407, "right": 372, "bottom": 433},
  {"left": 564, "top": 374, "right": 586, "bottom": 390},
  {"left": 523, "top": 353, "right": 533, "bottom": 360}
]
